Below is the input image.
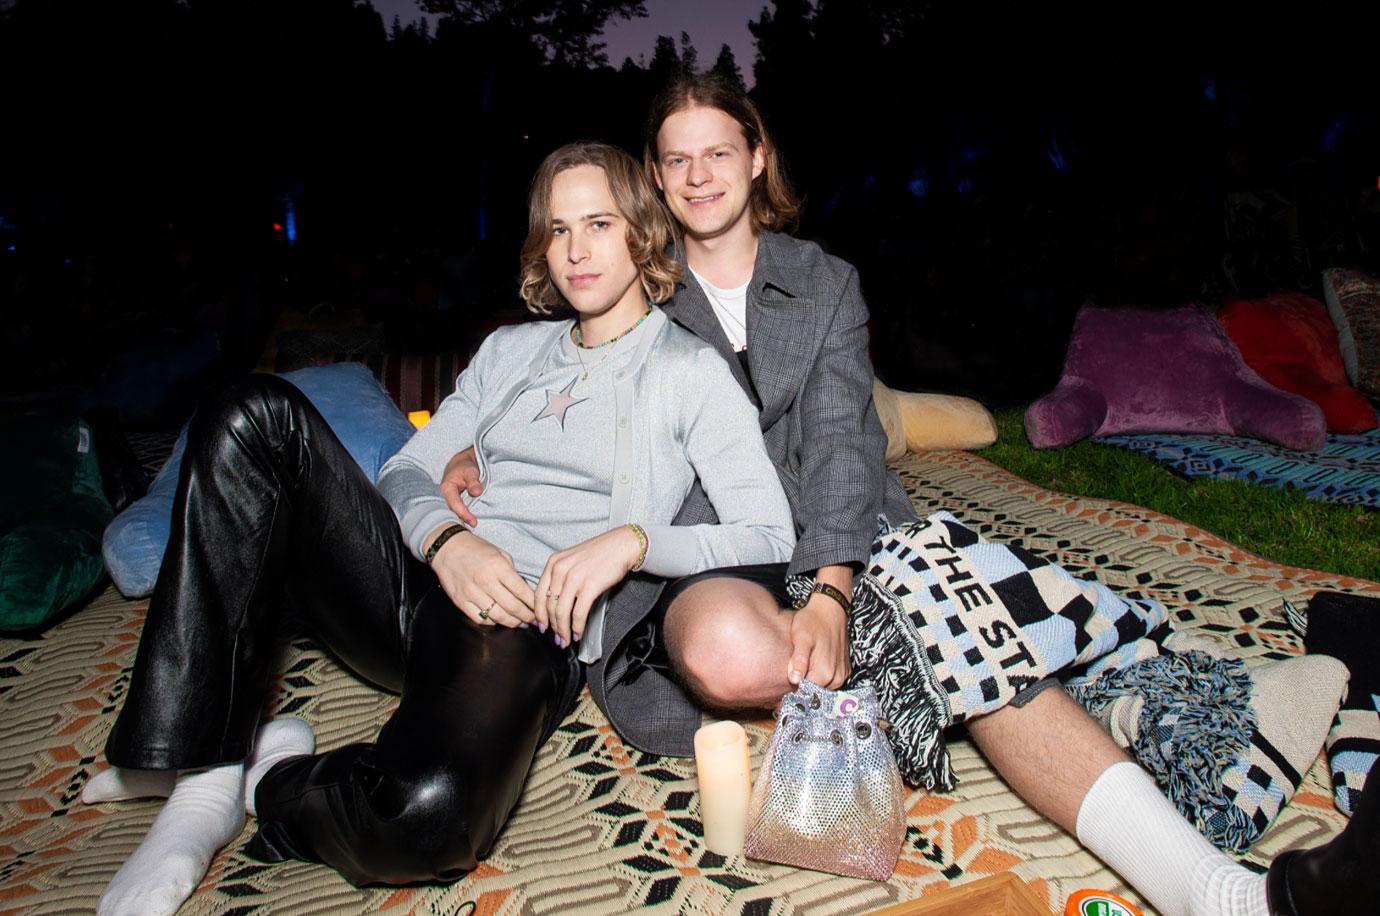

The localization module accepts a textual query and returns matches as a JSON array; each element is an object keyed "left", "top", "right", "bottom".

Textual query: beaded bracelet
[{"left": 628, "top": 523, "right": 649, "bottom": 571}]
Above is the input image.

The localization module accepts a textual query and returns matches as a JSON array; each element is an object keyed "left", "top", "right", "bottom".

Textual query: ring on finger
[{"left": 479, "top": 598, "right": 496, "bottom": 620}]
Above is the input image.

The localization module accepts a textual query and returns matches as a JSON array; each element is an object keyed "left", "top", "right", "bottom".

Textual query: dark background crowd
[{"left": 3, "top": 0, "right": 1379, "bottom": 420}]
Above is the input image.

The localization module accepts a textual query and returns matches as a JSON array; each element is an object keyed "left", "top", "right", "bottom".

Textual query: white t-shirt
[{"left": 689, "top": 266, "right": 750, "bottom": 352}]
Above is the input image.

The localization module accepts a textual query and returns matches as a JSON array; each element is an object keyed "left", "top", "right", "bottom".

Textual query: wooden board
[{"left": 869, "top": 873, "right": 1053, "bottom": 916}]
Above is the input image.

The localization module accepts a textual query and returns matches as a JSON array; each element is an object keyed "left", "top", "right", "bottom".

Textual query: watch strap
[
  {"left": 795, "top": 580, "right": 853, "bottom": 614},
  {"left": 813, "top": 581, "right": 853, "bottom": 614}
]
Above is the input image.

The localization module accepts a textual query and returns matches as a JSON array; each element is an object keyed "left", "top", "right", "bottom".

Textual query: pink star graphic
[{"left": 532, "top": 377, "right": 587, "bottom": 429}]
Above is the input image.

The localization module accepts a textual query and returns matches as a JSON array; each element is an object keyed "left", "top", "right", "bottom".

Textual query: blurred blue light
[
  {"left": 862, "top": 174, "right": 877, "bottom": 192},
  {"left": 5, "top": 245, "right": 14, "bottom": 252},
  {"left": 908, "top": 177, "right": 929, "bottom": 197},
  {"left": 1046, "top": 135, "right": 1067, "bottom": 173},
  {"left": 1323, "top": 117, "right": 1345, "bottom": 151},
  {"left": 1202, "top": 75, "right": 1217, "bottom": 102},
  {"left": 959, "top": 148, "right": 979, "bottom": 162},
  {"left": 285, "top": 202, "right": 297, "bottom": 245},
  {"left": 955, "top": 178, "right": 973, "bottom": 194}
]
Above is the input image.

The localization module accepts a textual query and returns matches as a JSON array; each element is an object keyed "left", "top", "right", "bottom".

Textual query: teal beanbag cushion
[
  {"left": 102, "top": 363, "right": 415, "bottom": 598},
  {"left": 0, "top": 415, "right": 115, "bottom": 632}
]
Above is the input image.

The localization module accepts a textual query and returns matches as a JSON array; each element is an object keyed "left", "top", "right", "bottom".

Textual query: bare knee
[{"left": 663, "top": 580, "right": 792, "bottom": 710}]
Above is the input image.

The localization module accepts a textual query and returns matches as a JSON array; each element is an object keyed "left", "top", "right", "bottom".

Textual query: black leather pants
[{"left": 104, "top": 374, "right": 582, "bottom": 885}]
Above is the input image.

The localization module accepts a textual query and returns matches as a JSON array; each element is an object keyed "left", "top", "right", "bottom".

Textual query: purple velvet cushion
[{"left": 1025, "top": 303, "right": 1326, "bottom": 450}]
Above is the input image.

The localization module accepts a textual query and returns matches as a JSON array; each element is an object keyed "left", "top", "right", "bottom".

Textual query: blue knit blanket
[{"left": 1095, "top": 427, "right": 1380, "bottom": 507}]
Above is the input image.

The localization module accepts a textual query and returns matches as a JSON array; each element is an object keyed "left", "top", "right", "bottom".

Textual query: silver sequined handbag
[{"left": 743, "top": 679, "right": 906, "bottom": 880}]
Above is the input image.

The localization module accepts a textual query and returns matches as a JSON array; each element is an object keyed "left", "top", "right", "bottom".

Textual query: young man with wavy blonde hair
[{"left": 85, "top": 141, "right": 796, "bottom": 912}]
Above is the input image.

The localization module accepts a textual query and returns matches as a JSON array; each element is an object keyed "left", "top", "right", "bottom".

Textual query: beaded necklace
[{"left": 572, "top": 304, "right": 652, "bottom": 381}]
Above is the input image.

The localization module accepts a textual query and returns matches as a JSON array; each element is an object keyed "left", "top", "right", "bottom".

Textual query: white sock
[
  {"left": 82, "top": 767, "right": 175, "bottom": 804},
  {"left": 243, "top": 718, "right": 315, "bottom": 817},
  {"left": 1076, "top": 761, "right": 1267, "bottom": 916},
  {"left": 97, "top": 763, "right": 246, "bottom": 916},
  {"left": 82, "top": 718, "right": 316, "bottom": 814}
]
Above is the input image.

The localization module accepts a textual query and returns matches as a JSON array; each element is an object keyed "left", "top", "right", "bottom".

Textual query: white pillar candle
[{"left": 694, "top": 720, "right": 752, "bottom": 856}]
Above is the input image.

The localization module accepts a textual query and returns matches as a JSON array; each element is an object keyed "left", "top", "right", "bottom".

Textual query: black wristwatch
[{"left": 793, "top": 581, "right": 853, "bottom": 614}]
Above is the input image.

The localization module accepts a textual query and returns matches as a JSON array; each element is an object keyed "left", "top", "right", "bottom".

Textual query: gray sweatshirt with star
[{"left": 376, "top": 307, "right": 795, "bottom": 662}]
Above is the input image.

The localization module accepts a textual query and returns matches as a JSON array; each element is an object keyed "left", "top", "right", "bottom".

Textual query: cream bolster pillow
[{"left": 872, "top": 379, "right": 998, "bottom": 459}]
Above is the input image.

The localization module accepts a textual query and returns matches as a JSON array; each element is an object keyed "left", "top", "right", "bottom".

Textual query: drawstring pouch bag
[{"left": 743, "top": 679, "right": 906, "bottom": 880}]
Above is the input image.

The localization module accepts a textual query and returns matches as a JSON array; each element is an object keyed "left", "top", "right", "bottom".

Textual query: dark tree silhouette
[
  {"left": 417, "top": 0, "right": 645, "bottom": 66},
  {"left": 646, "top": 33, "right": 680, "bottom": 89},
  {"left": 1, "top": 0, "right": 188, "bottom": 49},
  {"left": 710, "top": 42, "right": 745, "bottom": 91},
  {"left": 186, "top": 0, "right": 387, "bottom": 48},
  {"left": 3, "top": 0, "right": 1378, "bottom": 405},
  {"left": 747, "top": 0, "right": 814, "bottom": 97},
  {"left": 677, "top": 31, "right": 698, "bottom": 75}
]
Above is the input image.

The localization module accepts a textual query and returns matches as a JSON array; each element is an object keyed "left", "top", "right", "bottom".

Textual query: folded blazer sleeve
[{"left": 789, "top": 266, "right": 891, "bottom": 575}]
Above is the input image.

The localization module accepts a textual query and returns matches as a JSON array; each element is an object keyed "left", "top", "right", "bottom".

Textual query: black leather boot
[{"left": 1266, "top": 770, "right": 1379, "bottom": 915}]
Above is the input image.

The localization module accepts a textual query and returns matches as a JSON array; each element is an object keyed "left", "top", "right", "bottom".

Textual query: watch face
[{"left": 792, "top": 592, "right": 809, "bottom": 610}]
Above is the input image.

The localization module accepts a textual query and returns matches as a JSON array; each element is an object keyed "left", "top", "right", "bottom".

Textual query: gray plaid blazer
[{"left": 587, "top": 231, "right": 917, "bottom": 756}]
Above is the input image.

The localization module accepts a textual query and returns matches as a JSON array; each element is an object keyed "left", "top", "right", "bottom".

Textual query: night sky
[
  {"left": 7, "top": 0, "right": 1378, "bottom": 408},
  {"left": 371, "top": 0, "right": 758, "bottom": 80}
]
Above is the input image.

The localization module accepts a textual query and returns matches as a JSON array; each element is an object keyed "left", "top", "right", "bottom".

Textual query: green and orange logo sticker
[{"left": 1064, "top": 889, "right": 1144, "bottom": 916}]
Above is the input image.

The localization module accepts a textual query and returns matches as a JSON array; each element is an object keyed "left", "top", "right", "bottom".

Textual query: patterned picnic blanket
[
  {"left": 2, "top": 450, "right": 1377, "bottom": 916},
  {"left": 1095, "top": 427, "right": 1380, "bottom": 507}
]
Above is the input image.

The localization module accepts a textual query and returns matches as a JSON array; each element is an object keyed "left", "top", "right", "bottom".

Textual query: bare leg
[
  {"left": 969, "top": 688, "right": 1266, "bottom": 916},
  {"left": 965, "top": 687, "right": 1128, "bottom": 833},
  {"left": 663, "top": 578, "right": 792, "bottom": 710}
]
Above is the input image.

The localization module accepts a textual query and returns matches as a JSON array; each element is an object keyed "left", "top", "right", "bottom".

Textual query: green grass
[{"left": 976, "top": 408, "right": 1380, "bottom": 583}]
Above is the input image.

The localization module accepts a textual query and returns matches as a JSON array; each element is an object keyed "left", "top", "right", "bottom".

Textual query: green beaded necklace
[{"left": 572, "top": 304, "right": 653, "bottom": 380}]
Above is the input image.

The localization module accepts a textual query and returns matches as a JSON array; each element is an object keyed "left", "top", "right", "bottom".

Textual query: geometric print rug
[
  {"left": 3, "top": 449, "right": 1377, "bottom": 916},
  {"left": 1095, "top": 426, "right": 1380, "bottom": 507}
]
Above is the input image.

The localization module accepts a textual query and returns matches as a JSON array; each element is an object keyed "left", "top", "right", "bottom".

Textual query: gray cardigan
[{"left": 377, "top": 307, "right": 796, "bottom": 663}]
